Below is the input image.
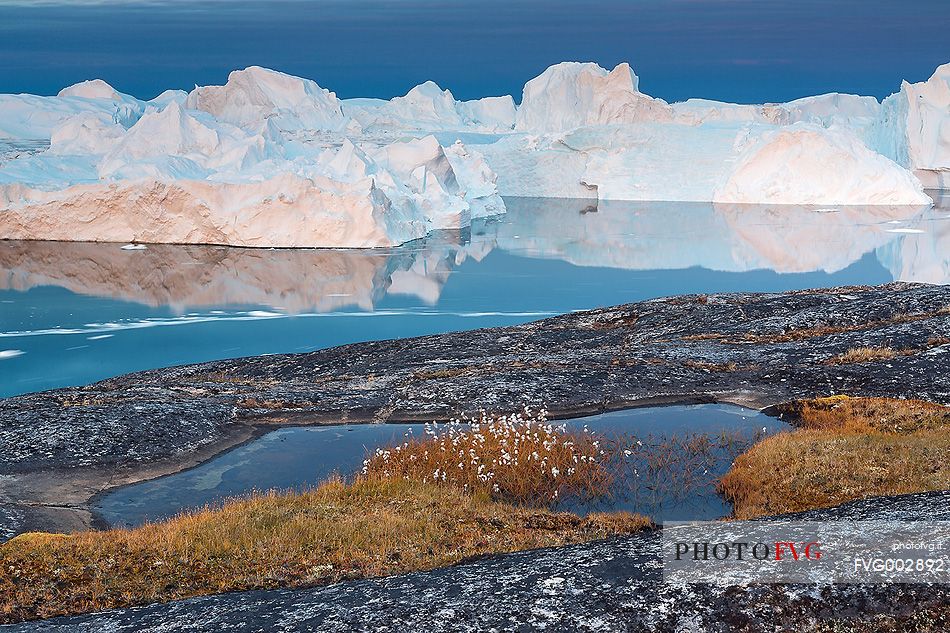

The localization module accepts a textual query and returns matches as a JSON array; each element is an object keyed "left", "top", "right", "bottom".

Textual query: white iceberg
[
  {"left": 869, "top": 63, "right": 950, "bottom": 189},
  {"left": 714, "top": 124, "right": 931, "bottom": 205},
  {"left": 49, "top": 112, "right": 127, "bottom": 156},
  {"left": 0, "top": 95, "right": 504, "bottom": 247},
  {"left": 0, "top": 60, "right": 947, "bottom": 248},
  {"left": 0, "top": 79, "right": 144, "bottom": 142},
  {"left": 185, "top": 66, "right": 345, "bottom": 133},
  {"left": 148, "top": 89, "right": 189, "bottom": 109},
  {"left": 344, "top": 81, "right": 516, "bottom": 134},
  {"left": 515, "top": 62, "right": 672, "bottom": 132},
  {"left": 57, "top": 79, "right": 124, "bottom": 101},
  {"left": 672, "top": 93, "right": 880, "bottom": 128}
]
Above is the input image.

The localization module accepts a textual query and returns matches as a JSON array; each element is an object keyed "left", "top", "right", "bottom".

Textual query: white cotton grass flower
[{"left": 359, "top": 403, "right": 609, "bottom": 506}]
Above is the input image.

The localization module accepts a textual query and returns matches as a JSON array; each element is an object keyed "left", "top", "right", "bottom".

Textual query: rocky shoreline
[
  {"left": 1, "top": 282, "right": 948, "bottom": 538},
  {"left": 5, "top": 490, "right": 949, "bottom": 632}
]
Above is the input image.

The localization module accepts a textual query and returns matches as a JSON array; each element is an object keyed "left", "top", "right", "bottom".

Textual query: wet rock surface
[
  {"left": 0, "top": 282, "right": 948, "bottom": 537},
  {"left": 6, "top": 490, "right": 949, "bottom": 633}
]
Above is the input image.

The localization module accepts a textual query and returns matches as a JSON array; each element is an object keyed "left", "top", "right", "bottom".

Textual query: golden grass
[
  {"left": 0, "top": 476, "right": 649, "bottom": 624},
  {"left": 682, "top": 360, "right": 740, "bottom": 372},
  {"left": 719, "top": 397, "right": 950, "bottom": 518},
  {"left": 365, "top": 409, "right": 766, "bottom": 516},
  {"left": 824, "top": 337, "right": 950, "bottom": 365},
  {"left": 824, "top": 346, "right": 897, "bottom": 365}
]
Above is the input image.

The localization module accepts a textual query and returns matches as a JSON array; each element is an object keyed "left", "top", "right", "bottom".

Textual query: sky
[{"left": 0, "top": 0, "right": 947, "bottom": 104}]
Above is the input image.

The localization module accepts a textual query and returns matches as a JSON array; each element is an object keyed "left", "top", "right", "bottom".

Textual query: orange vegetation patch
[
  {"left": 1, "top": 476, "right": 648, "bottom": 624},
  {"left": 719, "top": 397, "right": 950, "bottom": 519}
]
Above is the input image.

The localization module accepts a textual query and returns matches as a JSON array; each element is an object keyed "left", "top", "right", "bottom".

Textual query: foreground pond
[{"left": 95, "top": 403, "right": 789, "bottom": 526}]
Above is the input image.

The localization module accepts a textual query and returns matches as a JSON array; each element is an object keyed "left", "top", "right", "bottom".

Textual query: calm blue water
[
  {"left": 94, "top": 403, "right": 789, "bottom": 526},
  {"left": 2, "top": 197, "right": 947, "bottom": 398}
]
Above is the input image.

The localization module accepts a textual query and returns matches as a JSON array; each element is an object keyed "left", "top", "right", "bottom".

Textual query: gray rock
[{"left": 2, "top": 282, "right": 948, "bottom": 477}]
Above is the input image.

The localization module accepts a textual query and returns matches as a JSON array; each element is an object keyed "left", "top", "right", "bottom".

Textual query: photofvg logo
[
  {"left": 662, "top": 521, "right": 950, "bottom": 584},
  {"left": 673, "top": 540, "right": 822, "bottom": 562}
]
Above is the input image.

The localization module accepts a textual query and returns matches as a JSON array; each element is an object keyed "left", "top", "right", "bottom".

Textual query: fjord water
[
  {"left": 2, "top": 196, "right": 948, "bottom": 398},
  {"left": 95, "top": 404, "right": 789, "bottom": 527}
]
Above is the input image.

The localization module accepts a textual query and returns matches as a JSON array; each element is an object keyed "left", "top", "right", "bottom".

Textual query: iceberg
[
  {"left": 0, "top": 79, "right": 144, "bottom": 142},
  {"left": 57, "top": 79, "right": 124, "bottom": 101},
  {"left": 713, "top": 124, "right": 931, "bottom": 205},
  {"left": 185, "top": 66, "right": 345, "bottom": 133},
  {"left": 869, "top": 63, "right": 950, "bottom": 189},
  {"left": 0, "top": 61, "right": 946, "bottom": 248},
  {"left": 672, "top": 93, "right": 880, "bottom": 128},
  {"left": 344, "top": 81, "right": 516, "bottom": 134},
  {"left": 148, "top": 89, "right": 189, "bottom": 109},
  {"left": 515, "top": 62, "right": 672, "bottom": 132},
  {"left": 0, "top": 74, "right": 504, "bottom": 247}
]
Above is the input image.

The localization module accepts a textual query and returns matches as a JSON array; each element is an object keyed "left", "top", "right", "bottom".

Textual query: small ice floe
[
  {"left": 247, "top": 310, "right": 282, "bottom": 318},
  {"left": 886, "top": 228, "right": 926, "bottom": 234},
  {"left": 121, "top": 243, "right": 147, "bottom": 250},
  {"left": 87, "top": 334, "right": 114, "bottom": 340},
  {"left": 0, "top": 349, "right": 25, "bottom": 359}
]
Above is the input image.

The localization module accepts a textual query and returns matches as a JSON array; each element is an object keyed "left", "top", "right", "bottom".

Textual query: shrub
[{"left": 362, "top": 407, "right": 612, "bottom": 506}]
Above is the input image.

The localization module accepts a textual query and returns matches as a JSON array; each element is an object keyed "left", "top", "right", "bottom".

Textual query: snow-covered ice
[{"left": 0, "top": 61, "right": 946, "bottom": 247}]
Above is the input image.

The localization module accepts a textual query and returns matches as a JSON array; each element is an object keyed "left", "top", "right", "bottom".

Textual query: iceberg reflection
[{"left": 0, "top": 197, "right": 947, "bottom": 313}]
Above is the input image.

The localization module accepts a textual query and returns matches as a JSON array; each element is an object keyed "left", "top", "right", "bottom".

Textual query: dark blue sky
[{"left": 0, "top": 0, "right": 947, "bottom": 103}]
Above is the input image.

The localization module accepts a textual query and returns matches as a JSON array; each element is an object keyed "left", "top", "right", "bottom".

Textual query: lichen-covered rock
[{"left": 1, "top": 282, "right": 947, "bottom": 478}]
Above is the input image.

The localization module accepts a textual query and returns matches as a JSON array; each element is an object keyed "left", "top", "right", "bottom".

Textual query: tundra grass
[
  {"left": 1, "top": 476, "right": 648, "bottom": 624},
  {"left": 719, "top": 397, "right": 950, "bottom": 518}
]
